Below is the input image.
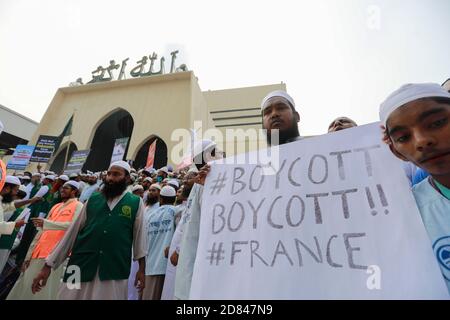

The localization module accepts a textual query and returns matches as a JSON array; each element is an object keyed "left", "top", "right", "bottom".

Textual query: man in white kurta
[{"left": 31, "top": 161, "right": 147, "bottom": 300}]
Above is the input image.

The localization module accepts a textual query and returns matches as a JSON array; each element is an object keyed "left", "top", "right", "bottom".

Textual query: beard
[
  {"left": 182, "top": 185, "right": 193, "bottom": 198},
  {"left": 101, "top": 178, "right": 127, "bottom": 200},
  {"left": 2, "top": 193, "right": 13, "bottom": 204},
  {"left": 146, "top": 195, "right": 159, "bottom": 206},
  {"left": 265, "top": 118, "right": 300, "bottom": 146}
]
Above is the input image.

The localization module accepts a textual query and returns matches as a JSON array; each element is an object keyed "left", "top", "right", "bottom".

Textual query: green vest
[
  {"left": 63, "top": 192, "right": 140, "bottom": 282},
  {"left": 0, "top": 208, "right": 23, "bottom": 250}
]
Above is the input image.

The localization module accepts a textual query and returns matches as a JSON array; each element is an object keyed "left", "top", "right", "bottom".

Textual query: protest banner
[
  {"left": 110, "top": 137, "right": 129, "bottom": 163},
  {"left": 190, "top": 123, "right": 449, "bottom": 299},
  {"left": 146, "top": 139, "right": 157, "bottom": 169},
  {"left": 0, "top": 160, "right": 6, "bottom": 191},
  {"left": 30, "top": 135, "right": 58, "bottom": 163},
  {"left": 64, "top": 150, "right": 90, "bottom": 175},
  {"left": 6, "top": 145, "right": 35, "bottom": 171}
]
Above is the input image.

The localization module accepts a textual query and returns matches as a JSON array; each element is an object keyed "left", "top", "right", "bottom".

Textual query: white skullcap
[
  {"left": 132, "top": 184, "right": 144, "bottom": 192},
  {"left": 143, "top": 177, "right": 153, "bottom": 183},
  {"left": 109, "top": 160, "right": 131, "bottom": 173},
  {"left": 160, "top": 185, "right": 176, "bottom": 197},
  {"left": 0, "top": 120, "right": 3, "bottom": 135},
  {"left": 158, "top": 166, "right": 169, "bottom": 175},
  {"left": 45, "top": 175, "right": 56, "bottom": 181},
  {"left": 150, "top": 183, "right": 161, "bottom": 191},
  {"left": 58, "top": 175, "right": 69, "bottom": 182},
  {"left": 187, "top": 166, "right": 199, "bottom": 174},
  {"left": 6, "top": 176, "right": 21, "bottom": 186},
  {"left": 261, "top": 90, "right": 296, "bottom": 112},
  {"left": 167, "top": 179, "right": 179, "bottom": 188},
  {"left": 69, "top": 173, "right": 78, "bottom": 178},
  {"left": 193, "top": 139, "right": 217, "bottom": 158},
  {"left": 32, "top": 172, "right": 41, "bottom": 177},
  {"left": 21, "top": 175, "right": 31, "bottom": 180},
  {"left": 380, "top": 83, "right": 450, "bottom": 126},
  {"left": 64, "top": 180, "right": 80, "bottom": 190}
]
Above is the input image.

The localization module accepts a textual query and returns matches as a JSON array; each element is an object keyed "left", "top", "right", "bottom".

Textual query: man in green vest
[
  {"left": 15, "top": 174, "right": 55, "bottom": 266},
  {"left": 32, "top": 161, "right": 147, "bottom": 300}
]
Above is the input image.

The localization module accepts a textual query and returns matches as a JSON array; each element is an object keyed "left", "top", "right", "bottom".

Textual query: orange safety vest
[{"left": 31, "top": 199, "right": 79, "bottom": 259}]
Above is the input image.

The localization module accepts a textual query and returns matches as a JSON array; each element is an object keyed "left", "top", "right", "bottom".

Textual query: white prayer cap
[
  {"left": 58, "top": 175, "right": 69, "bottom": 182},
  {"left": 64, "top": 180, "right": 80, "bottom": 190},
  {"left": 261, "top": 90, "right": 296, "bottom": 112},
  {"left": 132, "top": 184, "right": 144, "bottom": 192},
  {"left": 380, "top": 83, "right": 450, "bottom": 126},
  {"left": 167, "top": 179, "right": 179, "bottom": 189},
  {"left": 5, "top": 175, "right": 21, "bottom": 186},
  {"left": 45, "top": 175, "right": 56, "bottom": 181},
  {"left": 150, "top": 183, "right": 161, "bottom": 191},
  {"left": 158, "top": 166, "right": 169, "bottom": 175},
  {"left": 21, "top": 175, "right": 31, "bottom": 180},
  {"left": 69, "top": 173, "right": 78, "bottom": 178},
  {"left": 160, "top": 186, "right": 176, "bottom": 197},
  {"left": 32, "top": 172, "right": 41, "bottom": 177},
  {"left": 109, "top": 160, "right": 131, "bottom": 174},
  {"left": 193, "top": 139, "right": 217, "bottom": 158},
  {"left": 0, "top": 120, "right": 3, "bottom": 135},
  {"left": 143, "top": 177, "right": 153, "bottom": 183}
]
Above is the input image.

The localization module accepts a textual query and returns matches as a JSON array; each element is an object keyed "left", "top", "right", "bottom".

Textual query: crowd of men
[{"left": 0, "top": 81, "right": 449, "bottom": 299}]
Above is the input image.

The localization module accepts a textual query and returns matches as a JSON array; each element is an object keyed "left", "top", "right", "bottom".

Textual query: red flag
[
  {"left": 0, "top": 160, "right": 6, "bottom": 191},
  {"left": 145, "top": 139, "right": 157, "bottom": 169}
]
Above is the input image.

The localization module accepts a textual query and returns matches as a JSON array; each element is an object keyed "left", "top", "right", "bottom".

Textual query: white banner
[{"left": 190, "top": 123, "right": 449, "bottom": 299}]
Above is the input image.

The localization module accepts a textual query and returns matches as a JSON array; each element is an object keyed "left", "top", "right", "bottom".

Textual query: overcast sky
[{"left": 0, "top": 0, "right": 449, "bottom": 136}]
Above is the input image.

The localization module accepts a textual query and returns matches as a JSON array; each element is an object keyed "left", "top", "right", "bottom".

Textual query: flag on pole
[{"left": 145, "top": 139, "right": 157, "bottom": 169}]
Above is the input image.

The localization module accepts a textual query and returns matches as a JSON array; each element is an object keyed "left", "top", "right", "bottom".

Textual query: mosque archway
[
  {"left": 49, "top": 142, "right": 78, "bottom": 174},
  {"left": 83, "top": 108, "right": 134, "bottom": 172},
  {"left": 133, "top": 135, "right": 167, "bottom": 170}
]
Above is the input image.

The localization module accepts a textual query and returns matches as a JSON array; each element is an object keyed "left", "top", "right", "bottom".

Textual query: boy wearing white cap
[
  {"left": 32, "top": 161, "right": 147, "bottom": 299},
  {"left": 380, "top": 82, "right": 450, "bottom": 294},
  {"left": 7, "top": 181, "right": 83, "bottom": 300},
  {"left": 141, "top": 186, "right": 177, "bottom": 300}
]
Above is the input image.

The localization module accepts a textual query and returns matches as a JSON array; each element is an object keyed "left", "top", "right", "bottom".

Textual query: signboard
[
  {"left": 0, "top": 160, "right": 6, "bottom": 191},
  {"left": 110, "top": 137, "right": 129, "bottom": 163},
  {"left": 146, "top": 139, "right": 157, "bottom": 170},
  {"left": 64, "top": 150, "right": 90, "bottom": 175},
  {"left": 6, "top": 145, "right": 35, "bottom": 171},
  {"left": 30, "top": 135, "right": 59, "bottom": 163},
  {"left": 190, "top": 123, "right": 449, "bottom": 299}
]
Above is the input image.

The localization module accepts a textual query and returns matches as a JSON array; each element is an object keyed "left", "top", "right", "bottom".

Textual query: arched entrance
[
  {"left": 133, "top": 136, "right": 167, "bottom": 170},
  {"left": 83, "top": 108, "right": 134, "bottom": 172},
  {"left": 50, "top": 142, "right": 78, "bottom": 174}
]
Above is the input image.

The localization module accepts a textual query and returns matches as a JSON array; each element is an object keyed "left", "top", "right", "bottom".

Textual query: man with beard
[
  {"left": 0, "top": 183, "right": 41, "bottom": 273},
  {"left": 327, "top": 117, "right": 358, "bottom": 133},
  {"left": 31, "top": 161, "right": 146, "bottom": 300},
  {"left": 142, "top": 186, "right": 177, "bottom": 300},
  {"left": 1, "top": 176, "right": 42, "bottom": 235},
  {"left": 79, "top": 173, "right": 99, "bottom": 203},
  {"left": 7, "top": 181, "right": 83, "bottom": 300},
  {"left": 141, "top": 177, "right": 152, "bottom": 204},
  {"left": 161, "top": 170, "right": 197, "bottom": 300},
  {"left": 261, "top": 90, "right": 301, "bottom": 146},
  {"left": 15, "top": 174, "right": 55, "bottom": 266}
]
